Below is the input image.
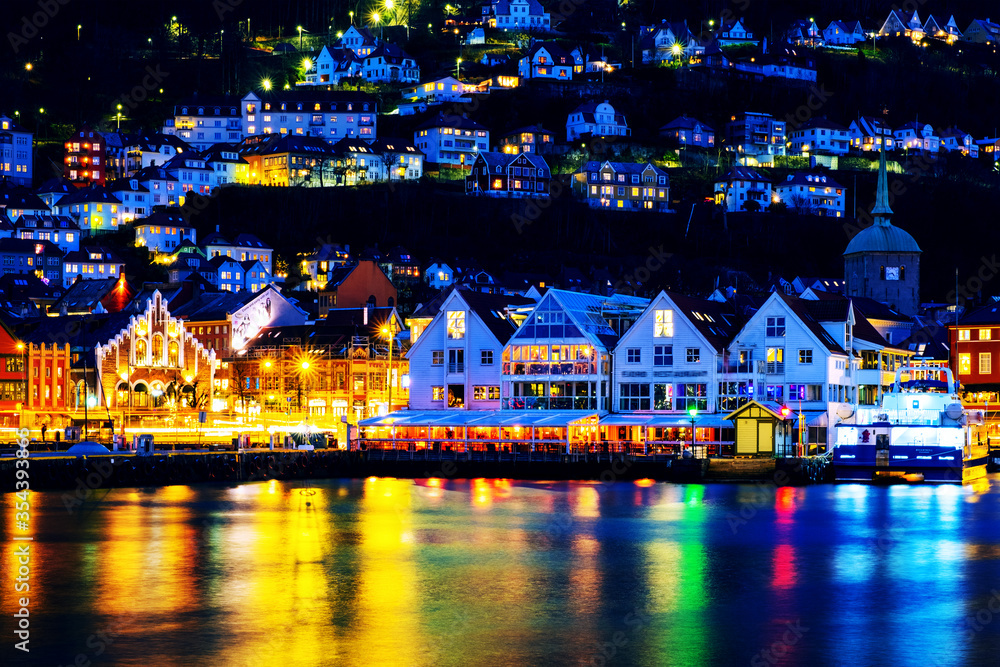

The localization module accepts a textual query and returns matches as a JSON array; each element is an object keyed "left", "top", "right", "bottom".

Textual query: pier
[{"left": 1, "top": 446, "right": 833, "bottom": 492}]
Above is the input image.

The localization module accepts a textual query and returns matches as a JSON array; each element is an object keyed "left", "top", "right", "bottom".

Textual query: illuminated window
[
  {"left": 959, "top": 353, "right": 971, "bottom": 375},
  {"left": 447, "top": 311, "right": 465, "bottom": 339},
  {"left": 432, "top": 386, "right": 445, "bottom": 401},
  {"left": 980, "top": 329, "right": 992, "bottom": 341},
  {"left": 654, "top": 310, "right": 673, "bottom": 337},
  {"left": 980, "top": 353, "right": 992, "bottom": 374},
  {"left": 958, "top": 329, "right": 971, "bottom": 341},
  {"left": 432, "top": 350, "right": 444, "bottom": 365}
]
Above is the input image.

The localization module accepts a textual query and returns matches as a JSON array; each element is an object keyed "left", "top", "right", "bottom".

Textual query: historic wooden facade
[{"left": 94, "top": 291, "right": 216, "bottom": 413}]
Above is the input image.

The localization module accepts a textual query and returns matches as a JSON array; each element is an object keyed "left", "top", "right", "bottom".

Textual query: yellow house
[{"left": 726, "top": 400, "right": 794, "bottom": 456}]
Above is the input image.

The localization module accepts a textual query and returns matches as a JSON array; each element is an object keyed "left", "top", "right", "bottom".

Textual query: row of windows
[
  {"left": 958, "top": 328, "right": 992, "bottom": 341},
  {"left": 958, "top": 353, "right": 993, "bottom": 375},
  {"left": 432, "top": 349, "right": 494, "bottom": 365}
]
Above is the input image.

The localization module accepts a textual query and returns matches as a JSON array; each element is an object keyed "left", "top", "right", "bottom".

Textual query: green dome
[{"left": 844, "top": 224, "right": 921, "bottom": 255}]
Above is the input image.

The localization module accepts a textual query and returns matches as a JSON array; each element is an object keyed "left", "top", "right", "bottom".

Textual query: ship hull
[{"left": 833, "top": 444, "right": 988, "bottom": 483}]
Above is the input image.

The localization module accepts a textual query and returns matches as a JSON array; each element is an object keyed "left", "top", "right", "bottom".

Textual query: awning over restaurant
[
  {"left": 358, "top": 410, "right": 599, "bottom": 429},
  {"left": 807, "top": 412, "right": 829, "bottom": 427}
]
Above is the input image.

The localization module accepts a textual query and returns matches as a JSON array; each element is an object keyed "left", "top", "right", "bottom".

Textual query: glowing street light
[
  {"left": 261, "top": 78, "right": 272, "bottom": 91},
  {"left": 302, "top": 57, "right": 313, "bottom": 71},
  {"left": 457, "top": 56, "right": 462, "bottom": 77},
  {"left": 297, "top": 25, "right": 304, "bottom": 50},
  {"left": 688, "top": 406, "right": 698, "bottom": 457},
  {"left": 349, "top": 10, "right": 354, "bottom": 25},
  {"left": 25, "top": 62, "right": 32, "bottom": 72},
  {"left": 381, "top": 323, "right": 395, "bottom": 415},
  {"left": 77, "top": 24, "right": 82, "bottom": 40},
  {"left": 116, "top": 103, "right": 123, "bottom": 130}
]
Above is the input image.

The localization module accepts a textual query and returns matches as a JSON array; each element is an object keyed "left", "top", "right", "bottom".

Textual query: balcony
[
  {"left": 448, "top": 362, "right": 465, "bottom": 373},
  {"left": 502, "top": 397, "right": 597, "bottom": 410},
  {"left": 503, "top": 361, "right": 597, "bottom": 376},
  {"left": 766, "top": 362, "right": 785, "bottom": 374}
]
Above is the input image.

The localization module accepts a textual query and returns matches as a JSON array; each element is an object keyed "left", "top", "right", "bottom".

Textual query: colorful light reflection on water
[{"left": 4, "top": 477, "right": 1000, "bottom": 666}]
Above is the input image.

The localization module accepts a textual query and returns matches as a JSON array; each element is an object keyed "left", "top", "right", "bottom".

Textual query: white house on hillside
[
  {"left": 566, "top": 100, "right": 630, "bottom": 141},
  {"left": 518, "top": 42, "right": 575, "bottom": 80},
  {"left": 489, "top": 0, "right": 550, "bottom": 31},
  {"left": 773, "top": 172, "right": 846, "bottom": 218},
  {"left": 714, "top": 166, "right": 772, "bottom": 212},
  {"left": 893, "top": 122, "right": 941, "bottom": 153}
]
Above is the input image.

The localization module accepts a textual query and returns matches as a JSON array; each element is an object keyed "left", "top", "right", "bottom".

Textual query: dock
[{"left": 1, "top": 447, "right": 833, "bottom": 492}]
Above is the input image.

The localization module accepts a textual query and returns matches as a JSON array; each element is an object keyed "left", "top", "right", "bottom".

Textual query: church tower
[{"left": 843, "top": 143, "right": 921, "bottom": 316}]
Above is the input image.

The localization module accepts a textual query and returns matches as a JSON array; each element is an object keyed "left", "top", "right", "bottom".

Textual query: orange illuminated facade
[{"left": 64, "top": 127, "right": 108, "bottom": 187}]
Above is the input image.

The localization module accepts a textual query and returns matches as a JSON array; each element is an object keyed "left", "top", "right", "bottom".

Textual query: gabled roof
[
  {"left": 715, "top": 166, "right": 770, "bottom": 183},
  {"left": 659, "top": 115, "right": 714, "bottom": 133},
  {"left": 777, "top": 171, "right": 844, "bottom": 189},
  {"left": 512, "top": 288, "right": 649, "bottom": 352},
  {"left": 524, "top": 41, "right": 572, "bottom": 64},
  {"left": 474, "top": 151, "right": 549, "bottom": 172},
  {"left": 494, "top": 0, "right": 546, "bottom": 16},
  {"left": 233, "top": 233, "right": 270, "bottom": 249},
  {"left": 500, "top": 124, "right": 556, "bottom": 139},
  {"left": 133, "top": 210, "right": 191, "bottom": 230},
  {"left": 0, "top": 181, "right": 48, "bottom": 212},
  {"left": 54, "top": 185, "right": 123, "bottom": 207},
  {"left": 208, "top": 255, "right": 242, "bottom": 270},
  {"left": 581, "top": 161, "right": 667, "bottom": 178},
  {"left": 106, "top": 178, "right": 150, "bottom": 193},
  {"left": 663, "top": 291, "right": 744, "bottom": 352},
  {"left": 367, "top": 137, "right": 423, "bottom": 155},
  {"left": 415, "top": 112, "right": 489, "bottom": 132},
  {"left": 35, "top": 177, "right": 76, "bottom": 197},
  {"left": 771, "top": 292, "right": 847, "bottom": 355},
  {"left": 64, "top": 247, "right": 124, "bottom": 264},
  {"left": 200, "top": 231, "right": 231, "bottom": 246},
  {"left": 14, "top": 214, "right": 79, "bottom": 231},
  {"left": 366, "top": 42, "right": 415, "bottom": 64}
]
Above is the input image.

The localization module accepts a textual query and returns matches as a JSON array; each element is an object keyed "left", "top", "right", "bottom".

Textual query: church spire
[{"left": 871, "top": 137, "right": 893, "bottom": 226}]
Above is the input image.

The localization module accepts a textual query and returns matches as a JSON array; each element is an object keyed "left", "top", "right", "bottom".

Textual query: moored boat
[{"left": 832, "top": 364, "right": 989, "bottom": 483}]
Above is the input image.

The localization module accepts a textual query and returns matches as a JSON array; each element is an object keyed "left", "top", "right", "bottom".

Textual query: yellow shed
[{"left": 725, "top": 401, "right": 794, "bottom": 457}]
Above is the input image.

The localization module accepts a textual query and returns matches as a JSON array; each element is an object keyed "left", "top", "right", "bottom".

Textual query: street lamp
[
  {"left": 297, "top": 25, "right": 304, "bottom": 50},
  {"left": 372, "top": 13, "right": 382, "bottom": 39},
  {"left": 261, "top": 78, "right": 272, "bottom": 91},
  {"left": 116, "top": 103, "right": 123, "bottom": 130},
  {"left": 457, "top": 57, "right": 462, "bottom": 77},
  {"left": 672, "top": 42, "right": 681, "bottom": 64},
  {"left": 349, "top": 11, "right": 354, "bottom": 25},
  {"left": 381, "top": 323, "right": 395, "bottom": 415},
  {"left": 688, "top": 406, "right": 698, "bottom": 457},
  {"left": 77, "top": 24, "right": 82, "bottom": 40},
  {"left": 16, "top": 342, "right": 26, "bottom": 429}
]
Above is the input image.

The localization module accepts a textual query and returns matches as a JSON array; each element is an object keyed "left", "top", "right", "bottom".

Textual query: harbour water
[{"left": 4, "top": 476, "right": 1000, "bottom": 666}]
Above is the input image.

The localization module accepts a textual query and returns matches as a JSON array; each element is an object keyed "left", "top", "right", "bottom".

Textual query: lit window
[
  {"left": 447, "top": 311, "right": 465, "bottom": 339},
  {"left": 958, "top": 329, "right": 971, "bottom": 341},
  {"left": 686, "top": 348, "right": 700, "bottom": 363},
  {"left": 958, "top": 353, "right": 971, "bottom": 375},
  {"left": 654, "top": 310, "right": 673, "bottom": 337},
  {"left": 432, "top": 386, "right": 445, "bottom": 401},
  {"left": 980, "top": 353, "right": 992, "bottom": 374},
  {"left": 980, "top": 329, "right": 992, "bottom": 341}
]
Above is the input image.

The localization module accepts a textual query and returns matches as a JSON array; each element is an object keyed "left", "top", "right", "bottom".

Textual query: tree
[{"left": 742, "top": 200, "right": 761, "bottom": 213}]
